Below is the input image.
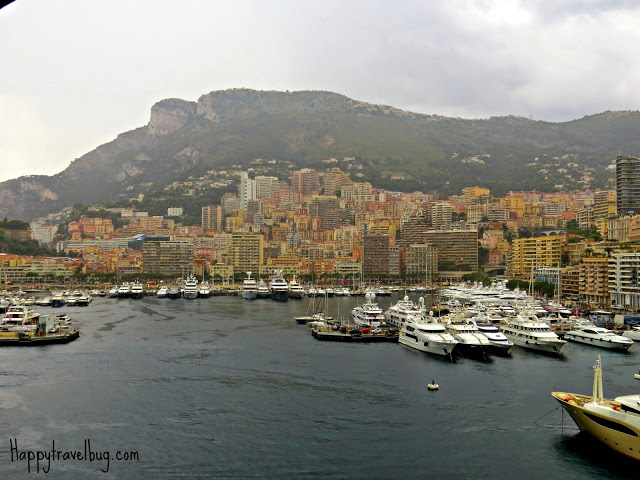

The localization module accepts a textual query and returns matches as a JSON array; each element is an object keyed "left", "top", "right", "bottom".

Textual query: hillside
[{"left": 0, "top": 88, "right": 637, "bottom": 221}]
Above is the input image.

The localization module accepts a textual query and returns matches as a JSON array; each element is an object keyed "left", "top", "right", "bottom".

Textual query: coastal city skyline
[{"left": 2, "top": 152, "right": 639, "bottom": 314}]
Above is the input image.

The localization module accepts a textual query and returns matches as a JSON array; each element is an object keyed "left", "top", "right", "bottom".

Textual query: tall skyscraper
[
  {"left": 202, "top": 205, "right": 224, "bottom": 233},
  {"left": 239, "top": 172, "right": 257, "bottom": 210},
  {"left": 616, "top": 155, "right": 640, "bottom": 216}
]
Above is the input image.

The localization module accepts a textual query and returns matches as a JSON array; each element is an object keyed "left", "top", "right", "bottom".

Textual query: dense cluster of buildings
[{"left": 7, "top": 155, "right": 640, "bottom": 311}]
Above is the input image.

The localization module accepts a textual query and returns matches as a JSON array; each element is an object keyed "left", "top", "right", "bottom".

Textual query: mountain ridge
[{"left": 1, "top": 88, "right": 638, "bottom": 221}]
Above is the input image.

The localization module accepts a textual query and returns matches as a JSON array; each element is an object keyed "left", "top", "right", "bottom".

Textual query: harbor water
[{"left": 1, "top": 294, "right": 639, "bottom": 478}]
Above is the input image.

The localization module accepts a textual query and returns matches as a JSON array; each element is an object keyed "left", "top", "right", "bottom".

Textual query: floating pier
[{"left": 311, "top": 326, "right": 399, "bottom": 342}]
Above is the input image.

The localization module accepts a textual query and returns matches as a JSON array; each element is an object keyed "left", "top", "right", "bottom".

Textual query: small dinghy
[
  {"left": 634, "top": 370, "right": 640, "bottom": 380},
  {"left": 427, "top": 380, "right": 439, "bottom": 391}
]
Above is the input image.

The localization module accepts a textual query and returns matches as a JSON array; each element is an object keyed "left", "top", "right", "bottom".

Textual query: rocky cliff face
[{"left": 148, "top": 98, "right": 197, "bottom": 135}]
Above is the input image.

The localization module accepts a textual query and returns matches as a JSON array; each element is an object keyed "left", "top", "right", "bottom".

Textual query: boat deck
[
  {"left": 0, "top": 330, "right": 80, "bottom": 346},
  {"left": 311, "top": 326, "right": 399, "bottom": 342}
]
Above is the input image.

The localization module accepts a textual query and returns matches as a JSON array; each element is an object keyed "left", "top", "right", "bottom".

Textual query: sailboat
[{"left": 294, "top": 290, "right": 332, "bottom": 324}]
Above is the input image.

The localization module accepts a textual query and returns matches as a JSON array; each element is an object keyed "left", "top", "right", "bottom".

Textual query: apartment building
[
  {"left": 609, "top": 252, "right": 640, "bottom": 310},
  {"left": 230, "top": 233, "right": 264, "bottom": 276},
  {"left": 142, "top": 241, "right": 194, "bottom": 277},
  {"left": 424, "top": 229, "right": 478, "bottom": 271},
  {"left": 508, "top": 235, "right": 564, "bottom": 276}
]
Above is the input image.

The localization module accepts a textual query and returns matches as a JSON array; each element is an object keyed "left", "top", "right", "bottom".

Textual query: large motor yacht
[
  {"left": 0, "top": 305, "right": 41, "bottom": 332},
  {"left": 351, "top": 292, "right": 385, "bottom": 328},
  {"left": 130, "top": 282, "right": 144, "bottom": 300},
  {"left": 384, "top": 296, "right": 423, "bottom": 329},
  {"left": 256, "top": 279, "right": 270, "bottom": 299},
  {"left": 444, "top": 315, "right": 492, "bottom": 359},
  {"left": 501, "top": 314, "right": 567, "bottom": 354},
  {"left": 552, "top": 355, "right": 640, "bottom": 462},
  {"left": 469, "top": 317, "right": 514, "bottom": 355},
  {"left": 269, "top": 270, "right": 289, "bottom": 302},
  {"left": 564, "top": 322, "right": 634, "bottom": 351},
  {"left": 399, "top": 312, "right": 458, "bottom": 359},
  {"left": 198, "top": 282, "right": 211, "bottom": 298},
  {"left": 288, "top": 275, "right": 305, "bottom": 299},
  {"left": 117, "top": 283, "right": 131, "bottom": 298},
  {"left": 242, "top": 272, "right": 258, "bottom": 300},
  {"left": 183, "top": 276, "right": 199, "bottom": 300}
]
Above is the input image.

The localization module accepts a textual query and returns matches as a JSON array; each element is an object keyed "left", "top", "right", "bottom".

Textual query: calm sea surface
[{"left": 1, "top": 293, "right": 639, "bottom": 479}]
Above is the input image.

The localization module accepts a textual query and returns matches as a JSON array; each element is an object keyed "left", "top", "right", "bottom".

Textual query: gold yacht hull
[{"left": 551, "top": 392, "right": 640, "bottom": 461}]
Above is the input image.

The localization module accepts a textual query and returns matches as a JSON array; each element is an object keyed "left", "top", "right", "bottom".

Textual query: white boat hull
[
  {"left": 399, "top": 334, "right": 457, "bottom": 358},
  {"left": 564, "top": 333, "right": 633, "bottom": 351},
  {"left": 507, "top": 335, "right": 566, "bottom": 354},
  {"left": 242, "top": 290, "right": 258, "bottom": 300}
]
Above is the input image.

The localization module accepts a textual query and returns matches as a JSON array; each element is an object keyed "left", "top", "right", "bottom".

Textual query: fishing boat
[{"left": 552, "top": 355, "right": 640, "bottom": 462}]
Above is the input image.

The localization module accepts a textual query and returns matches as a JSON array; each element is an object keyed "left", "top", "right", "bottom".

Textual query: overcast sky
[{"left": 1, "top": 0, "right": 640, "bottom": 183}]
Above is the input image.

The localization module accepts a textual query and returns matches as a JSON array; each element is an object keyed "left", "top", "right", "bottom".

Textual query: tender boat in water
[{"left": 552, "top": 355, "right": 640, "bottom": 462}]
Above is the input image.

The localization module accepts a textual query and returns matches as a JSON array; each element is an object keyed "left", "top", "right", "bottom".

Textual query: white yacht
[
  {"left": 183, "top": 276, "right": 199, "bottom": 300},
  {"left": 66, "top": 294, "right": 78, "bottom": 306},
  {"left": 399, "top": 313, "right": 458, "bottom": 359},
  {"left": 288, "top": 275, "right": 305, "bottom": 299},
  {"left": 256, "top": 279, "right": 270, "bottom": 299},
  {"left": 384, "top": 296, "right": 423, "bottom": 329},
  {"left": 623, "top": 326, "right": 640, "bottom": 341},
  {"left": 117, "top": 283, "right": 131, "bottom": 298},
  {"left": 130, "top": 282, "right": 144, "bottom": 299},
  {"left": 0, "top": 305, "right": 41, "bottom": 332},
  {"left": 501, "top": 314, "right": 567, "bottom": 354},
  {"left": 156, "top": 286, "right": 169, "bottom": 298},
  {"left": 351, "top": 292, "right": 385, "bottom": 328},
  {"left": 198, "top": 282, "right": 211, "bottom": 298},
  {"left": 444, "top": 316, "right": 492, "bottom": 359},
  {"left": 242, "top": 272, "right": 258, "bottom": 300},
  {"left": 469, "top": 317, "right": 513, "bottom": 355},
  {"left": 564, "top": 322, "right": 634, "bottom": 351},
  {"left": 76, "top": 292, "right": 91, "bottom": 306},
  {"left": 269, "top": 270, "right": 289, "bottom": 302}
]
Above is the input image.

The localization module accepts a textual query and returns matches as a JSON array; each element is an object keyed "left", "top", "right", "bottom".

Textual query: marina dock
[{"left": 311, "top": 325, "right": 399, "bottom": 342}]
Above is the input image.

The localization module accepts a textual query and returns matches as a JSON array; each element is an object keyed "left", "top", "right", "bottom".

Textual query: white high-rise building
[
  {"left": 255, "top": 175, "right": 278, "bottom": 199},
  {"left": 239, "top": 172, "right": 257, "bottom": 210}
]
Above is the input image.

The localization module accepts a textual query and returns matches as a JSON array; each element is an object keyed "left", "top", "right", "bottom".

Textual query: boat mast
[{"left": 592, "top": 355, "right": 603, "bottom": 403}]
